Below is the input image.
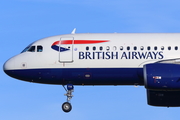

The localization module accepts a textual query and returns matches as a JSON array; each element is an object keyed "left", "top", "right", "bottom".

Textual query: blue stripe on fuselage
[{"left": 4, "top": 68, "right": 144, "bottom": 85}]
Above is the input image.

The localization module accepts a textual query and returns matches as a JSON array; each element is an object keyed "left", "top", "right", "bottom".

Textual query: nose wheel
[
  {"left": 62, "top": 102, "right": 72, "bottom": 112},
  {"left": 62, "top": 84, "right": 74, "bottom": 113}
]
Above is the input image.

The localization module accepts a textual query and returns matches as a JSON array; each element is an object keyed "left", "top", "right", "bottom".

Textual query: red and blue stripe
[{"left": 51, "top": 40, "right": 109, "bottom": 52}]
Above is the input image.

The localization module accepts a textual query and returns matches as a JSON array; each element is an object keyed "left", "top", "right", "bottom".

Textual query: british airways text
[{"left": 79, "top": 51, "right": 164, "bottom": 59}]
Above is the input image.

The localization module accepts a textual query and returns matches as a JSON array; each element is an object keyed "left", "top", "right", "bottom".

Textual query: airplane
[{"left": 3, "top": 29, "right": 180, "bottom": 112}]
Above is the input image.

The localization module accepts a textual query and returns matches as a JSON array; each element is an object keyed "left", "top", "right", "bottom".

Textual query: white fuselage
[{"left": 3, "top": 33, "right": 180, "bottom": 85}]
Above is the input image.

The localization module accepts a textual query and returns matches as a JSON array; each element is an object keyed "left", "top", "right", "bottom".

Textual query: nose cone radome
[{"left": 3, "top": 57, "right": 16, "bottom": 77}]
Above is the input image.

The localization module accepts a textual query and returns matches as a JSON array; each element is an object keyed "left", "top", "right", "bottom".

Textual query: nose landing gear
[
  {"left": 62, "top": 84, "right": 74, "bottom": 113},
  {"left": 62, "top": 102, "right": 72, "bottom": 113}
]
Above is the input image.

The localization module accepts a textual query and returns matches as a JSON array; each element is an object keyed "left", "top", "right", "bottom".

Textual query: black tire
[{"left": 62, "top": 102, "right": 72, "bottom": 112}]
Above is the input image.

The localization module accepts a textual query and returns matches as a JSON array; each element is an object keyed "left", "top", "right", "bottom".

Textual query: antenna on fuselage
[{"left": 71, "top": 28, "right": 76, "bottom": 34}]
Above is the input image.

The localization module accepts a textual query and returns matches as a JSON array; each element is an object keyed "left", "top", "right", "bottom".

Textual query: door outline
[{"left": 59, "top": 37, "right": 74, "bottom": 63}]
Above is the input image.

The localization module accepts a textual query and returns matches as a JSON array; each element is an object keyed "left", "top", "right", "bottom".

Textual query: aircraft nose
[
  {"left": 3, "top": 57, "right": 15, "bottom": 72},
  {"left": 3, "top": 57, "right": 22, "bottom": 80}
]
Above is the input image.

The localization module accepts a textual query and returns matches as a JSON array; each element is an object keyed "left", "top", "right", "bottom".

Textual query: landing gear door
[{"left": 59, "top": 37, "right": 74, "bottom": 63}]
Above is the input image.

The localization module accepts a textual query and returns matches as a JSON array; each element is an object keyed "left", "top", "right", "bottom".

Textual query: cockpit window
[
  {"left": 37, "top": 46, "right": 43, "bottom": 52},
  {"left": 21, "top": 44, "right": 43, "bottom": 53},
  {"left": 21, "top": 42, "right": 35, "bottom": 53},
  {"left": 21, "top": 46, "right": 30, "bottom": 53},
  {"left": 28, "top": 46, "right": 36, "bottom": 52}
]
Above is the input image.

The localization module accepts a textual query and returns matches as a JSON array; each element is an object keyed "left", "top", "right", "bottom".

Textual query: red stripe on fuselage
[{"left": 52, "top": 40, "right": 109, "bottom": 46}]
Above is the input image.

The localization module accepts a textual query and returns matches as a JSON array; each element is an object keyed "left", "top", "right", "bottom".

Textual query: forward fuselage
[{"left": 4, "top": 33, "right": 180, "bottom": 85}]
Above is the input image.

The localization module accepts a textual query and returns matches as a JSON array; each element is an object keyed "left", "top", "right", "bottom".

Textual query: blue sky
[{"left": 1, "top": 0, "right": 180, "bottom": 120}]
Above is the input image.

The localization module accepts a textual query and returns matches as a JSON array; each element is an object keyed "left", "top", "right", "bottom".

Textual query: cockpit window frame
[
  {"left": 21, "top": 43, "right": 43, "bottom": 53},
  {"left": 21, "top": 42, "right": 34, "bottom": 53},
  {"left": 37, "top": 45, "right": 43, "bottom": 52},
  {"left": 28, "top": 46, "right": 36, "bottom": 52},
  {"left": 21, "top": 46, "right": 30, "bottom": 53}
]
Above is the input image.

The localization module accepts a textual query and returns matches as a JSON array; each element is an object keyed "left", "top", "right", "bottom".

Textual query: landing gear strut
[{"left": 62, "top": 84, "right": 74, "bottom": 113}]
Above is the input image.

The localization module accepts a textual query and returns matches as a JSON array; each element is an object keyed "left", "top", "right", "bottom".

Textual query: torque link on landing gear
[{"left": 62, "top": 84, "right": 74, "bottom": 112}]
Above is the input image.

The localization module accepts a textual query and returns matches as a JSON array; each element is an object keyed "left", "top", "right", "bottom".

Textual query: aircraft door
[{"left": 59, "top": 37, "right": 74, "bottom": 63}]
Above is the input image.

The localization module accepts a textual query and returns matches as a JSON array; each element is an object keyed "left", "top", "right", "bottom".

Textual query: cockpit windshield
[
  {"left": 27, "top": 46, "right": 35, "bottom": 52},
  {"left": 21, "top": 45, "right": 31, "bottom": 53},
  {"left": 21, "top": 44, "right": 43, "bottom": 53}
]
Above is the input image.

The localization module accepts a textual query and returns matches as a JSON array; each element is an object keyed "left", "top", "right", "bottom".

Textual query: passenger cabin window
[
  {"left": 140, "top": 46, "right": 144, "bottom": 50},
  {"left": 86, "top": 46, "right": 89, "bottom": 50},
  {"left": 175, "top": 46, "right": 178, "bottom": 50},
  {"left": 154, "top": 46, "right": 157, "bottom": 50},
  {"left": 106, "top": 46, "right": 110, "bottom": 51},
  {"left": 134, "top": 46, "right": 137, "bottom": 50},
  {"left": 161, "top": 46, "right": 164, "bottom": 50},
  {"left": 120, "top": 46, "right": 123, "bottom": 50},
  {"left": 168, "top": 46, "right": 171, "bottom": 50},
  {"left": 100, "top": 46, "right": 103, "bottom": 50},
  {"left": 127, "top": 46, "right": 130, "bottom": 50},
  {"left": 147, "top": 46, "right": 151, "bottom": 50},
  {"left": 93, "top": 46, "right": 96, "bottom": 51},
  {"left": 37, "top": 46, "right": 43, "bottom": 52}
]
